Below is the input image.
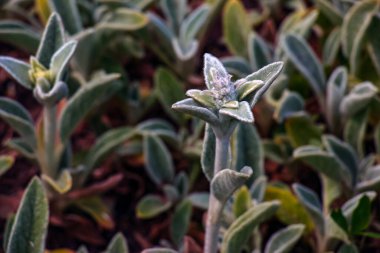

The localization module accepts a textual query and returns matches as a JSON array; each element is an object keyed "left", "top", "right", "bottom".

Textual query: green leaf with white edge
[
  {"left": 343, "top": 108, "right": 369, "bottom": 158},
  {"left": 136, "top": 194, "right": 172, "bottom": 219},
  {"left": 36, "top": 13, "right": 65, "bottom": 68},
  {"left": 42, "top": 169, "right": 72, "bottom": 194},
  {"left": 186, "top": 89, "right": 216, "bottom": 108},
  {"left": 49, "top": 40, "right": 77, "bottom": 81},
  {"left": 160, "top": 0, "right": 186, "bottom": 32},
  {"left": 84, "top": 127, "right": 134, "bottom": 173},
  {"left": 48, "top": 0, "right": 82, "bottom": 34},
  {"left": 137, "top": 119, "right": 178, "bottom": 144},
  {"left": 223, "top": 0, "right": 250, "bottom": 57},
  {"left": 211, "top": 167, "right": 252, "bottom": 203},
  {"left": 0, "top": 21, "right": 39, "bottom": 53},
  {"left": 233, "top": 123, "right": 263, "bottom": 181},
  {"left": 172, "top": 38, "right": 198, "bottom": 61},
  {"left": 106, "top": 233, "right": 129, "bottom": 253},
  {"left": 367, "top": 16, "right": 380, "bottom": 77},
  {"left": 293, "top": 145, "right": 346, "bottom": 184},
  {"left": 340, "top": 82, "right": 377, "bottom": 118},
  {"left": 250, "top": 176, "right": 267, "bottom": 203},
  {"left": 147, "top": 13, "right": 175, "bottom": 57},
  {"left": 341, "top": 0, "right": 379, "bottom": 75},
  {"left": 221, "top": 201, "right": 280, "bottom": 253},
  {"left": 279, "top": 10, "right": 318, "bottom": 37},
  {"left": 264, "top": 184, "right": 314, "bottom": 233},
  {"left": 246, "top": 61, "right": 284, "bottom": 107},
  {"left": 357, "top": 165, "right": 380, "bottom": 191},
  {"left": 59, "top": 73, "right": 121, "bottom": 143},
  {"left": 143, "top": 134, "right": 174, "bottom": 185},
  {"left": 179, "top": 4, "right": 210, "bottom": 45},
  {"left": 77, "top": 245, "right": 89, "bottom": 253},
  {"left": 235, "top": 79, "right": 264, "bottom": 101},
  {"left": 170, "top": 200, "right": 192, "bottom": 246},
  {"left": 172, "top": 98, "right": 220, "bottom": 126},
  {"left": 316, "top": 0, "right": 343, "bottom": 25},
  {"left": 326, "top": 66, "right": 347, "bottom": 131},
  {"left": 201, "top": 124, "right": 215, "bottom": 181},
  {"left": 285, "top": 114, "right": 322, "bottom": 148},
  {"left": 274, "top": 91, "right": 304, "bottom": 123},
  {"left": 323, "top": 28, "right": 341, "bottom": 66},
  {"left": 3, "top": 215, "right": 15, "bottom": 252},
  {"left": 351, "top": 195, "right": 371, "bottom": 234},
  {"left": 338, "top": 244, "right": 359, "bottom": 253},
  {"left": 222, "top": 100, "right": 239, "bottom": 109},
  {"left": 0, "top": 155, "right": 14, "bottom": 177},
  {"left": 203, "top": 53, "right": 229, "bottom": 90},
  {"left": 233, "top": 186, "right": 252, "bottom": 218},
  {"left": 264, "top": 224, "right": 305, "bottom": 253},
  {"left": 98, "top": 8, "right": 148, "bottom": 31},
  {"left": 187, "top": 192, "right": 209, "bottom": 209},
  {"left": 6, "top": 138, "right": 35, "bottom": 159},
  {"left": 141, "top": 248, "right": 177, "bottom": 253},
  {"left": 0, "top": 57, "right": 32, "bottom": 89},
  {"left": 222, "top": 56, "right": 251, "bottom": 77},
  {"left": 282, "top": 34, "right": 325, "bottom": 103},
  {"left": 342, "top": 191, "right": 376, "bottom": 221},
  {"left": 0, "top": 97, "right": 36, "bottom": 147},
  {"left": 323, "top": 135, "right": 358, "bottom": 187},
  {"left": 248, "top": 32, "right": 272, "bottom": 70},
  {"left": 292, "top": 183, "right": 325, "bottom": 235},
  {"left": 219, "top": 101, "right": 254, "bottom": 123},
  {"left": 155, "top": 68, "right": 185, "bottom": 123},
  {"left": 6, "top": 177, "right": 48, "bottom": 253}
]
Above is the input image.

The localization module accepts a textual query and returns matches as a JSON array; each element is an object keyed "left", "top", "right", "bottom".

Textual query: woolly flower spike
[{"left": 173, "top": 53, "right": 283, "bottom": 126}]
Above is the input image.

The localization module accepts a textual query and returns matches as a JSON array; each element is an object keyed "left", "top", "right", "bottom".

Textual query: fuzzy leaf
[
  {"left": 233, "top": 123, "right": 263, "bottom": 181},
  {"left": 293, "top": 146, "right": 345, "bottom": 184},
  {"left": 203, "top": 53, "right": 229, "bottom": 90},
  {"left": 0, "top": 57, "right": 32, "bottom": 89},
  {"left": 357, "top": 165, "right": 380, "bottom": 191},
  {"left": 143, "top": 134, "right": 174, "bottom": 185},
  {"left": 274, "top": 91, "right": 304, "bottom": 122},
  {"left": 235, "top": 79, "right": 264, "bottom": 101},
  {"left": 283, "top": 34, "right": 325, "bottom": 103},
  {"left": 36, "top": 13, "right": 65, "bottom": 67},
  {"left": 351, "top": 195, "right": 371, "bottom": 234},
  {"left": 344, "top": 108, "right": 369, "bottom": 157},
  {"left": 49, "top": 40, "right": 77, "bottom": 81},
  {"left": 6, "top": 177, "right": 49, "bottom": 253},
  {"left": 316, "top": 0, "right": 343, "bottom": 25},
  {"left": 250, "top": 176, "right": 267, "bottom": 203},
  {"left": 180, "top": 4, "right": 210, "bottom": 44},
  {"left": 0, "top": 97, "right": 36, "bottom": 147},
  {"left": 211, "top": 167, "right": 253, "bottom": 203},
  {"left": 48, "top": 0, "right": 82, "bottom": 34},
  {"left": 223, "top": 0, "right": 250, "bottom": 57},
  {"left": 342, "top": 191, "right": 376, "bottom": 220},
  {"left": 323, "top": 28, "right": 341, "bottom": 66},
  {"left": 326, "top": 67, "right": 347, "bottom": 131},
  {"left": 233, "top": 186, "right": 251, "bottom": 218},
  {"left": 59, "top": 73, "right": 121, "bottom": 143},
  {"left": 0, "top": 155, "right": 14, "bottom": 177},
  {"left": 293, "top": 183, "right": 324, "bottom": 235},
  {"left": 155, "top": 68, "right": 185, "bottom": 123},
  {"left": 98, "top": 8, "right": 148, "bottom": 31},
  {"left": 42, "top": 169, "right": 72, "bottom": 194},
  {"left": 186, "top": 89, "right": 216, "bottom": 108},
  {"left": 136, "top": 195, "right": 172, "bottom": 219},
  {"left": 341, "top": 0, "right": 379, "bottom": 75},
  {"left": 187, "top": 192, "right": 209, "bottom": 209},
  {"left": 264, "top": 224, "right": 305, "bottom": 253},
  {"left": 160, "top": 0, "right": 186, "bottom": 32},
  {"left": 285, "top": 115, "right": 322, "bottom": 148},
  {"left": 222, "top": 56, "right": 251, "bottom": 77},
  {"left": 201, "top": 124, "right": 215, "bottom": 181},
  {"left": 6, "top": 138, "right": 35, "bottom": 158},
  {"left": 248, "top": 32, "right": 271, "bottom": 70},
  {"left": 172, "top": 98, "right": 220, "bottom": 125},
  {"left": 170, "top": 200, "right": 192, "bottom": 246},
  {"left": 219, "top": 101, "right": 254, "bottom": 123},
  {"left": 221, "top": 201, "right": 280, "bottom": 253},
  {"left": 246, "top": 61, "right": 284, "bottom": 107},
  {"left": 0, "top": 21, "right": 39, "bottom": 53},
  {"left": 340, "top": 82, "right": 377, "bottom": 118},
  {"left": 106, "top": 233, "right": 129, "bottom": 253}
]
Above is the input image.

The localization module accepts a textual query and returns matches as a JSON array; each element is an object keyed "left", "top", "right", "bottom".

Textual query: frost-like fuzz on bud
[{"left": 209, "top": 67, "right": 236, "bottom": 107}]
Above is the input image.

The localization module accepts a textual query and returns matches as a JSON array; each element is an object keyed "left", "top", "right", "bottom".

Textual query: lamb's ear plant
[{"left": 172, "top": 53, "right": 283, "bottom": 253}]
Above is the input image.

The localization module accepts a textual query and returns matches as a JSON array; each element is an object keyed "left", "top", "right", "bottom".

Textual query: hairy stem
[
  {"left": 205, "top": 136, "right": 230, "bottom": 253},
  {"left": 43, "top": 105, "right": 57, "bottom": 177}
]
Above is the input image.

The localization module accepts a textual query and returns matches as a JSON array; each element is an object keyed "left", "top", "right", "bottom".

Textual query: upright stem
[
  {"left": 43, "top": 105, "right": 57, "bottom": 177},
  {"left": 205, "top": 136, "right": 230, "bottom": 253}
]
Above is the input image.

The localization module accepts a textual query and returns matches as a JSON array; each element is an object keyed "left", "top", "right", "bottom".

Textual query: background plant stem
[
  {"left": 43, "top": 105, "right": 57, "bottom": 178},
  {"left": 205, "top": 135, "right": 230, "bottom": 253}
]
